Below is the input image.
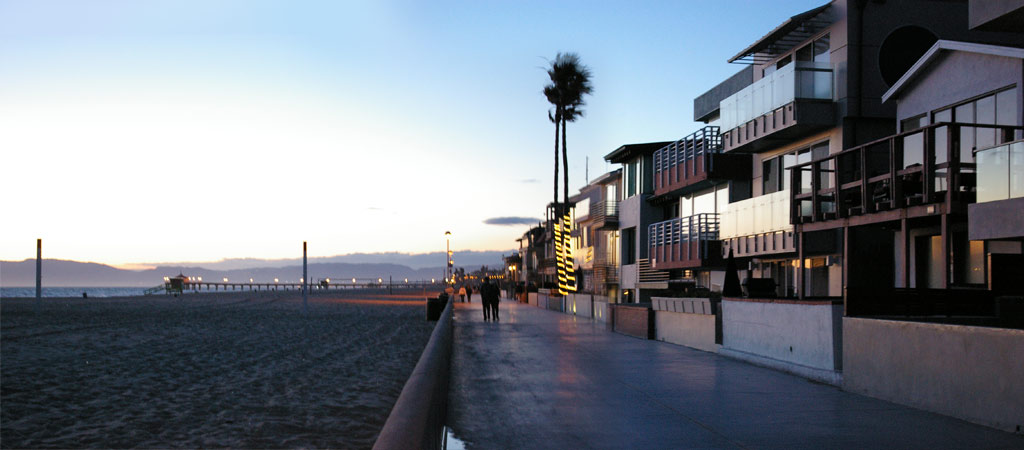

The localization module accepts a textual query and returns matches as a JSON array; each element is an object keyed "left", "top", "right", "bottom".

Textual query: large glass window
[
  {"left": 622, "top": 227, "right": 636, "bottom": 265},
  {"left": 625, "top": 160, "right": 638, "bottom": 198},
  {"left": 933, "top": 86, "right": 1018, "bottom": 162},
  {"left": 764, "top": 142, "right": 824, "bottom": 195},
  {"left": 763, "top": 157, "right": 781, "bottom": 194},
  {"left": 813, "top": 34, "right": 830, "bottom": 63},
  {"left": 996, "top": 88, "right": 1018, "bottom": 126}
]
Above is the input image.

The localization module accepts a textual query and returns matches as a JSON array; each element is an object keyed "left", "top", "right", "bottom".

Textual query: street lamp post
[{"left": 445, "top": 231, "right": 452, "bottom": 284}]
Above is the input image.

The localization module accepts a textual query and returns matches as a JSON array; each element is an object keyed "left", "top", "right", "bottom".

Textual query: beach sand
[{"left": 1, "top": 289, "right": 438, "bottom": 449}]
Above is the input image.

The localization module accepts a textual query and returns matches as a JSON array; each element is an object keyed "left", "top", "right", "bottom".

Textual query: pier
[{"left": 147, "top": 275, "right": 440, "bottom": 295}]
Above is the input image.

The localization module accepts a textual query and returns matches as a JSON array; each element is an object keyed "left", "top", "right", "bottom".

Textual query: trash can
[{"left": 426, "top": 293, "right": 448, "bottom": 321}]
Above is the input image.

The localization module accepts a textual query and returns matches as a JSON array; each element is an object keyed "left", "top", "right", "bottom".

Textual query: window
[
  {"left": 776, "top": 54, "right": 792, "bottom": 70},
  {"left": 624, "top": 160, "right": 638, "bottom": 198},
  {"left": 813, "top": 34, "right": 830, "bottom": 63},
  {"left": 763, "top": 157, "right": 781, "bottom": 194},
  {"left": 795, "top": 33, "right": 830, "bottom": 64},
  {"left": 622, "top": 227, "right": 636, "bottom": 265},
  {"left": 901, "top": 114, "right": 927, "bottom": 132},
  {"left": 932, "top": 86, "right": 1018, "bottom": 160},
  {"left": 762, "top": 141, "right": 826, "bottom": 195}
]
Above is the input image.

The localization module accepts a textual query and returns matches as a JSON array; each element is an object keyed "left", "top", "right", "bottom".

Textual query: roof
[
  {"left": 881, "top": 40, "right": 1024, "bottom": 103},
  {"left": 728, "top": 2, "right": 833, "bottom": 64},
  {"left": 604, "top": 141, "right": 673, "bottom": 164}
]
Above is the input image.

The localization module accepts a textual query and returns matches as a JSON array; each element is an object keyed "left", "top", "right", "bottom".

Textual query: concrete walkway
[{"left": 447, "top": 300, "right": 1024, "bottom": 449}]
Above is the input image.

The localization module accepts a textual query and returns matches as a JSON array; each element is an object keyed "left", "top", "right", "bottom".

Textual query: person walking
[
  {"left": 481, "top": 276, "right": 500, "bottom": 322},
  {"left": 464, "top": 284, "right": 472, "bottom": 303},
  {"left": 458, "top": 285, "right": 467, "bottom": 303}
]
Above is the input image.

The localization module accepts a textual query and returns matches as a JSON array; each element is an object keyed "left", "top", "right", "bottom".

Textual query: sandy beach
[{"left": 1, "top": 289, "right": 438, "bottom": 449}]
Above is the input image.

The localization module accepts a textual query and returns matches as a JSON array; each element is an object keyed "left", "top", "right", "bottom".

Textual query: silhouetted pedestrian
[
  {"left": 481, "top": 276, "right": 500, "bottom": 322},
  {"left": 458, "top": 285, "right": 467, "bottom": 303},
  {"left": 465, "top": 284, "right": 472, "bottom": 303}
]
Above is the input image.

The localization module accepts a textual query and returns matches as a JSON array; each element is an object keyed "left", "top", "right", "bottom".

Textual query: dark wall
[
  {"left": 840, "top": 0, "right": 1024, "bottom": 147},
  {"left": 846, "top": 225, "right": 896, "bottom": 290},
  {"left": 694, "top": 66, "right": 753, "bottom": 122}
]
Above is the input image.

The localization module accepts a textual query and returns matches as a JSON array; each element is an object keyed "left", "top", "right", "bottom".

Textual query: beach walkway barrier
[{"left": 374, "top": 297, "right": 453, "bottom": 450}]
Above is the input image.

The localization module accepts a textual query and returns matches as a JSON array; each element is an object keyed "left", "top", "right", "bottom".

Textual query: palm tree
[{"left": 544, "top": 53, "right": 593, "bottom": 213}]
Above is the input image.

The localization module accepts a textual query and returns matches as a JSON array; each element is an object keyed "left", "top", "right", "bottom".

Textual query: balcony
[
  {"left": 790, "top": 122, "right": 1023, "bottom": 228},
  {"left": 719, "top": 62, "right": 835, "bottom": 152},
  {"left": 969, "top": 139, "right": 1024, "bottom": 240},
  {"left": 593, "top": 256, "right": 619, "bottom": 286},
  {"left": 719, "top": 190, "right": 796, "bottom": 257},
  {"left": 648, "top": 213, "right": 721, "bottom": 270},
  {"left": 652, "top": 127, "right": 751, "bottom": 198},
  {"left": 589, "top": 200, "right": 619, "bottom": 229}
]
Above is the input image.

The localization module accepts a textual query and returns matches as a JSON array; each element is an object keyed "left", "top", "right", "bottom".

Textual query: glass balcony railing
[
  {"left": 719, "top": 190, "right": 792, "bottom": 239},
  {"left": 976, "top": 140, "right": 1024, "bottom": 203},
  {"left": 719, "top": 61, "right": 833, "bottom": 131}
]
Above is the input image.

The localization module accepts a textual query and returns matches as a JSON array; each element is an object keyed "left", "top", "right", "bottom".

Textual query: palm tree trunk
[
  {"left": 553, "top": 113, "right": 560, "bottom": 214},
  {"left": 562, "top": 116, "right": 569, "bottom": 210}
]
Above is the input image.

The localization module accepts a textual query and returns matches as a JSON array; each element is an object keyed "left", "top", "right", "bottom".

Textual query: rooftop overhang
[
  {"left": 604, "top": 141, "right": 674, "bottom": 164},
  {"left": 881, "top": 40, "right": 1024, "bottom": 104},
  {"left": 727, "top": 2, "right": 833, "bottom": 64}
]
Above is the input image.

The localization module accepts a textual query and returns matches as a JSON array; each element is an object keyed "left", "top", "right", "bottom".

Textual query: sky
[{"left": 0, "top": 0, "right": 825, "bottom": 267}]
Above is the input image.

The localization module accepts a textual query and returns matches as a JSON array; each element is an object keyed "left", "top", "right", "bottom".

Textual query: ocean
[{"left": 2, "top": 287, "right": 154, "bottom": 298}]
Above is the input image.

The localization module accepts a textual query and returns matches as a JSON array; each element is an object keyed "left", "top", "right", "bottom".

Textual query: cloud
[
  {"left": 484, "top": 217, "right": 538, "bottom": 226},
  {"left": 519, "top": 178, "right": 538, "bottom": 183}
]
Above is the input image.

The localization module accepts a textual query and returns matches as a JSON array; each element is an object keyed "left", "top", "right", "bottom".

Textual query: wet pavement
[{"left": 447, "top": 299, "right": 1024, "bottom": 449}]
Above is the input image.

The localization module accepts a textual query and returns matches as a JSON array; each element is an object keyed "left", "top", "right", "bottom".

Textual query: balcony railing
[
  {"left": 653, "top": 126, "right": 722, "bottom": 177},
  {"left": 719, "top": 61, "right": 833, "bottom": 132},
  {"left": 589, "top": 200, "right": 619, "bottom": 226},
  {"left": 648, "top": 213, "right": 720, "bottom": 269},
  {"left": 651, "top": 126, "right": 750, "bottom": 196},
  {"left": 790, "top": 122, "right": 1023, "bottom": 224},
  {"left": 720, "top": 190, "right": 791, "bottom": 239},
  {"left": 976, "top": 140, "right": 1024, "bottom": 203},
  {"left": 593, "top": 256, "right": 619, "bottom": 285}
]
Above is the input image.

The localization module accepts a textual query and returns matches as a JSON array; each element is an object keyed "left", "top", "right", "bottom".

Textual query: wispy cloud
[
  {"left": 519, "top": 178, "right": 539, "bottom": 183},
  {"left": 484, "top": 217, "right": 538, "bottom": 226}
]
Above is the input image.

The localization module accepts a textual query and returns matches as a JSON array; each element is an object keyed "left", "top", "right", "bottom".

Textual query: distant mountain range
[
  {"left": 0, "top": 251, "right": 513, "bottom": 287},
  {"left": 140, "top": 250, "right": 513, "bottom": 271}
]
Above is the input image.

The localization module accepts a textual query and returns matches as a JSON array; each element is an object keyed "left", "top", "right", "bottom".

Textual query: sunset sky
[{"left": 0, "top": 0, "right": 824, "bottom": 266}]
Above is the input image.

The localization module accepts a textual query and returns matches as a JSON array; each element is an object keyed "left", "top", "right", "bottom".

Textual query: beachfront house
[{"left": 603, "top": 142, "right": 673, "bottom": 304}]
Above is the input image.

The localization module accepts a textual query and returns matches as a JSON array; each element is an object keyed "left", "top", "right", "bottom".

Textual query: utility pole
[
  {"left": 35, "top": 239, "right": 42, "bottom": 301},
  {"left": 302, "top": 241, "right": 308, "bottom": 315}
]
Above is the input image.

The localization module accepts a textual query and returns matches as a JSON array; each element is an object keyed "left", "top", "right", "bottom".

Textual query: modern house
[
  {"left": 833, "top": 36, "right": 1024, "bottom": 432},
  {"left": 569, "top": 169, "right": 622, "bottom": 299},
  {"left": 603, "top": 141, "right": 673, "bottom": 303}
]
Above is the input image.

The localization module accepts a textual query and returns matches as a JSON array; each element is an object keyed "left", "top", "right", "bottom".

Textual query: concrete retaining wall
[
  {"left": 652, "top": 297, "right": 714, "bottom": 315},
  {"left": 528, "top": 292, "right": 538, "bottom": 307},
  {"left": 720, "top": 298, "right": 842, "bottom": 385},
  {"left": 593, "top": 297, "right": 610, "bottom": 323},
  {"left": 654, "top": 314, "right": 718, "bottom": 353},
  {"left": 569, "top": 293, "right": 594, "bottom": 318},
  {"left": 546, "top": 295, "right": 564, "bottom": 312},
  {"left": 843, "top": 317, "right": 1024, "bottom": 433},
  {"left": 374, "top": 299, "right": 453, "bottom": 450}
]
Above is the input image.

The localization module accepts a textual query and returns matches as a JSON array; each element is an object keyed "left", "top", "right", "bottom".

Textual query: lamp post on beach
[{"left": 444, "top": 231, "right": 452, "bottom": 285}]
